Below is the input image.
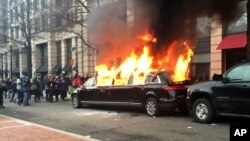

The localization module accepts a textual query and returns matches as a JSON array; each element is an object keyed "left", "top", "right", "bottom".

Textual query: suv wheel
[
  {"left": 72, "top": 95, "right": 81, "bottom": 108},
  {"left": 192, "top": 98, "right": 214, "bottom": 123},
  {"left": 145, "top": 98, "right": 159, "bottom": 117}
]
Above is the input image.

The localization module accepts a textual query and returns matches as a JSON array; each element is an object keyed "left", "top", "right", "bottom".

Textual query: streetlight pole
[{"left": 9, "top": 43, "right": 13, "bottom": 79}]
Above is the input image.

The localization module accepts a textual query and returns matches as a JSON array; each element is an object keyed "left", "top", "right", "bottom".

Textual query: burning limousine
[
  {"left": 71, "top": 33, "right": 194, "bottom": 116},
  {"left": 71, "top": 71, "right": 192, "bottom": 116}
]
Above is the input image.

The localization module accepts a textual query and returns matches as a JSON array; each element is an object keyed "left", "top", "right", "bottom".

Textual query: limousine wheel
[
  {"left": 145, "top": 98, "right": 159, "bottom": 117},
  {"left": 192, "top": 98, "right": 214, "bottom": 123},
  {"left": 72, "top": 95, "right": 81, "bottom": 108}
]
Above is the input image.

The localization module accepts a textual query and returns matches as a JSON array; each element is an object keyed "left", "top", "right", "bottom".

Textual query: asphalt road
[{"left": 0, "top": 97, "right": 248, "bottom": 141}]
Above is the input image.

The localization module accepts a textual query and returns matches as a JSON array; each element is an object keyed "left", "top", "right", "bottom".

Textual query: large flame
[{"left": 95, "top": 33, "right": 193, "bottom": 86}]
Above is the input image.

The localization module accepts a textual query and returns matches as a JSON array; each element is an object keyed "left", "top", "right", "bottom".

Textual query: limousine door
[{"left": 108, "top": 86, "right": 135, "bottom": 104}]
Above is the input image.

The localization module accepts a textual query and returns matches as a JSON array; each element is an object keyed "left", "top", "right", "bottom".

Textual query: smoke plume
[
  {"left": 88, "top": 0, "right": 245, "bottom": 64},
  {"left": 136, "top": 0, "right": 245, "bottom": 53}
]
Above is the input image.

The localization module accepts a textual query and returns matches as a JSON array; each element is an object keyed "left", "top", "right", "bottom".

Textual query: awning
[
  {"left": 62, "top": 64, "right": 71, "bottom": 71},
  {"left": 12, "top": 68, "right": 20, "bottom": 73},
  {"left": 53, "top": 65, "right": 61, "bottom": 72},
  {"left": 72, "top": 65, "right": 78, "bottom": 71},
  {"left": 12, "top": 67, "right": 28, "bottom": 73},
  {"left": 36, "top": 65, "right": 48, "bottom": 73},
  {"left": 23, "top": 67, "right": 28, "bottom": 73},
  {"left": 4, "top": 69, "right": 9, "bottom": 73},
  {"left": 217, "top": 33, "right": 247, "bottom": 50}
]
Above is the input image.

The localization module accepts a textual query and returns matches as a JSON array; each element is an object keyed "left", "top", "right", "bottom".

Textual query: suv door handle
[{"left": 241, "top": 85, "right": 249, "bottom": 88}]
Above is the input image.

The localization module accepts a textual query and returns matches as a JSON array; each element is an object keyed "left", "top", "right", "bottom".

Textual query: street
[{"left": 0, "top": 97, "right": 247, "bottom": 141}]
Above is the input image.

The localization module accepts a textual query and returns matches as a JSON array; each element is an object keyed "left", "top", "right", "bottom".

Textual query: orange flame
[{"left": 95, "top": 33, "right": 193, "bottom": 86}]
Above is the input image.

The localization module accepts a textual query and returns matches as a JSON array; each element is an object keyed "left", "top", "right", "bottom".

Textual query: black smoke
[{"left": 135, "top": 0, "right": 245, "bottom": 53}]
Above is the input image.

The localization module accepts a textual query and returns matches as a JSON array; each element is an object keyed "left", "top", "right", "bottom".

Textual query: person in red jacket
[{"left": 72, "top": 70, "right": 82, "bottom": 88}]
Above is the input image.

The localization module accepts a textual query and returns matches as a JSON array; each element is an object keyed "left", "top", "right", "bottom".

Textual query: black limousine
[{"left": 71, "top": 71, "right": 191, "bottom": 116}]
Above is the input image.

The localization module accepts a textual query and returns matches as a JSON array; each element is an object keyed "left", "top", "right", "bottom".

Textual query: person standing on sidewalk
[
  {"left": 59, "top": 74, "right": 68, "bottom": 102},
  {"left": 48, "top": 74, "right": 56, "bottom": 103},
  {"left": 44, "top": 72, "right": 52, "bottom": 101},
  {"left": 31, "top": 78, "right": 40, "bottom": 102},
  {"left": 21, "top": 74, "right": 31, "bottom": 106},
  {"left": 9, "top": 79, "right": 17, "bottom": 102},
  {"left": 72, "top": 70, "right": 82, "bottom": 88},
  {"left": 16, "top": 78, "right": 23, "bottom": 105},
  {"left": 0, "top": 79, "right": 6, "bottom": 108}
]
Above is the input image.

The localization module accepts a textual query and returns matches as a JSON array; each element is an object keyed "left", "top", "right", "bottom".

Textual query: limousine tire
[
  {"left": 192, "top": 98, "right": 214, "bottom": 123},
  {"left": 145, "top": 97, "right": 159, "bottom": 117},
  {"left": 72, "top": 95, "right": 81, "bottom": 108}
]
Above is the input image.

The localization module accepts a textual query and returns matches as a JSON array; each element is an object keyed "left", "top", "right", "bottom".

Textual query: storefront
[{"left": 217, "top": 33, "right": 247, "bottom": 72}]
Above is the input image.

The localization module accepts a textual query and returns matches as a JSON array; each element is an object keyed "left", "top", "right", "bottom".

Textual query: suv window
[{"left": 227, "top": 63, "right": 250, "bottom": 82}]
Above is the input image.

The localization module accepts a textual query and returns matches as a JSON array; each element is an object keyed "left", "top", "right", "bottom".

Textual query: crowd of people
[{"left": 0, "top": 70, "right": 92, "bottom": 109}]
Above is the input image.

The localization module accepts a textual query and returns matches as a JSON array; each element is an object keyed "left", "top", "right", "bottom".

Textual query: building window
[
  {"left": 40, "top": 44, "right": 48, "bottom": 66},
  {"left": 64, "top": 0, "right": 72, "bottom": 8},
  {"left": 55, "top": 0, "right": 63, "bottom": 7},
  {"left": 10, "top": 10, "right": 13, "bottom": 23},
  {"left": 225, "top": 1, "right": 247, "bottom": 34},
  {"left": 65, "top": 39, "right": 72, "bottom": 64},
  {"left": 87, "top": 48, "right": 96, "bottom": 74},
  {"left": 75, "top": 37, "right": 78, "bottom": 67},
  {"left": 34, "top": 18, "right": 40, "bottom": 33},
  {"left": 15, "top": 51, "right": 19, "bottom": 68},
  {"left": 41, "top": 14, "right": 48, "bottom": 31},
  {"left": 5, "top": 53, "right": 8, "bottom": 71},
  {"left": 76, "top": 9, "right": 84, "bottom": 22},
  {"left": 15, "top": 27, "right": 19, "bottom": 39},
  {"left": 41, "top": 0, "right": 47, "bottom": 9},
  {"left": 56, "top": 41, "right": 61, "bottom": 66},
  {"left": 15, "top": 7, "right": 19, "bottom": 22},
  {"left": 55, "top": 15, "right": 62, "bottom": 27},
  {"left": 10, "top": 28, "right": 14, "bottom": 38},
  {"left": 225, "top": 49, "right": 247, "bottom": 71},
  {"left": 22, "top": 30, "right": 25, "bottom": 37},
  {"left": 33, "top": 0, "right": 40, "bottom": 11},
  {"left": 192, "top": 63, "right": 210, "bottom": 82}
]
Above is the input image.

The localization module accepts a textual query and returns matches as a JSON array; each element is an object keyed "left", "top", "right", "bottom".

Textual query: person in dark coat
[
  {"left": 44, "top": 72, "right": 52, "bottom": 101},
  {"left": 47, "top": 74, "right": 56, "bottom": 103},
  {"left": 54, "top": 76, "right": 60, "bottom": 102},
  {"left": 0, "top": 79, "right": 6, "bottom": 108},
  {"left": 31, "top": 78, "right": 40, "bottom": 102},
  {"left": 21, "top": 74, "right": 31, "bottom": 106},
  {"left": 16, "top": 78, "right": 23, "bottom": 105},
  {"left": 59, "top": 74, "right": 68, "bottom": 102}
]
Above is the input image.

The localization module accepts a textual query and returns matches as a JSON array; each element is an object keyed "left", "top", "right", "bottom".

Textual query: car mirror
[
  {"left": 212, "top": 74, "right": 223, "bottom": 81},
  {"left": 222, "top": 77, "right": 229, "bottom": 84}
]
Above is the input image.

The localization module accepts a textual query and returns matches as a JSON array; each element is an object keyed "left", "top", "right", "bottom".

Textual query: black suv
[{"left": 186, "top": 61, "right": 250, "bottom": 123}]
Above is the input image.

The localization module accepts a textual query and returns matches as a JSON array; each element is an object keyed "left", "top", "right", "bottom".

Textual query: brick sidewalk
[{"left": 0, "top": 115, "right": 99, "bottom": 141}]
